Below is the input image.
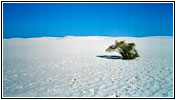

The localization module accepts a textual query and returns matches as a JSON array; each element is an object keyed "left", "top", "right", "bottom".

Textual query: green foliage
[{"left": 106, "top": 40, "right": 139, "bottom": 60}]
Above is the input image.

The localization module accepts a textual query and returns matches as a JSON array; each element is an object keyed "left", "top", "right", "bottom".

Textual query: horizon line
[{"left": 3, "top": 35, "right": 173, "bottom": 39}]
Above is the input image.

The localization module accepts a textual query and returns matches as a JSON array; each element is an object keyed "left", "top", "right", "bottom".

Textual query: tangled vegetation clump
[{"left": 106, "top": 40, "right": 139, "bottom": 60}]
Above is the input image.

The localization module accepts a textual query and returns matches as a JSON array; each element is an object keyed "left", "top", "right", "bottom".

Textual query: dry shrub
[{"left": 106, "top": 40, "right": 139, "bottom": 60}]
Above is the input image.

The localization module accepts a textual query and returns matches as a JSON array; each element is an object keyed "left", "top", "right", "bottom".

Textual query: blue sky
[{"left": 3, "top": 3, "right": 173, "bottom": 38}]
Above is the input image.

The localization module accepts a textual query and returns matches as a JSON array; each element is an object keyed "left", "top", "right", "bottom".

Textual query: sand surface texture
[{"left": 3, "top": 36, "right": 173, "bottom": 97}]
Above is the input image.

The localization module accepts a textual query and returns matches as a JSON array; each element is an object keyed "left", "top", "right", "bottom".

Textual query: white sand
[{"left": 3, "top": 36, "right": 173, "bottom": 97}]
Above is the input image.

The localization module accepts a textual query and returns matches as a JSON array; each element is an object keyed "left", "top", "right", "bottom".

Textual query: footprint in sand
[{"left": 47, "top": 77, "right": 53, "bottom": 82}]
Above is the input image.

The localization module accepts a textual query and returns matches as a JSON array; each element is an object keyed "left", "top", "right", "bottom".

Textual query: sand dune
[{"left": 3, "top": 36, "right": 173, "bottom": 97}]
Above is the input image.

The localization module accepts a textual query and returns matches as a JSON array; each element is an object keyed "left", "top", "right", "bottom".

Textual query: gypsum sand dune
[{"left": 3, "top": 36, "right": 173, "bottom": 97}]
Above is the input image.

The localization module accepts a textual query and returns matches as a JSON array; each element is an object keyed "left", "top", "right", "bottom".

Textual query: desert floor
[{"left": 3, "top": 36, "right": 173, "bottom": 97}]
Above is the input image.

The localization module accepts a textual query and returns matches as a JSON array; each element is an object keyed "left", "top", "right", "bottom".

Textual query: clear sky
[{"left": 3, "top": 3, "right": 173, "bottom": 38}]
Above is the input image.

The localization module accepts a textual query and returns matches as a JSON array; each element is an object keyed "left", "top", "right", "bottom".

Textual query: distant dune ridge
[{"left": 3, "top": 36, "right": 173, "bottom": 97}]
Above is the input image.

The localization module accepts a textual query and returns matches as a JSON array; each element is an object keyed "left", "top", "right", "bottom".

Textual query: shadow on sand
[{"left": 96, "top": 55, "right": 122, "bottom": 60}]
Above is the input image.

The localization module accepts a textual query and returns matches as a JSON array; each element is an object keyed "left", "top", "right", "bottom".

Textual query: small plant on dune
[{"left": 106, "top": 40, "right": 139, "bottom": 60}]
